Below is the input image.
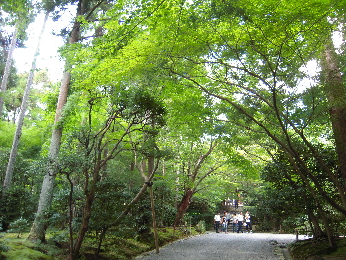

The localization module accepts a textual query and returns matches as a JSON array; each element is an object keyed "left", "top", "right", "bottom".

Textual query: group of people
[{"left": 214, "top": 211, "right": 252, "bottom": 234}]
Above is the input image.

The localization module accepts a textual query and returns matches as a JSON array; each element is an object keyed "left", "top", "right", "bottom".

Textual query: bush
[
  {"left": 195, "top": 220, "right": 206, "bottom": 233},
  {"left": 0, "top": 186, "right": 36, "bottom": 231},
  {"left": 0, "top": 234, "right": 9, "bottom": 253},
  {"left": 8, "top": 218, "right": 30, "bottom": 238}
]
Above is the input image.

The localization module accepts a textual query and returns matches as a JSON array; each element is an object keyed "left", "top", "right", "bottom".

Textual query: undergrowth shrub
[
  {"left": 195, "top": 220, "right": 206, "bottom": 233},
  {"left": 8, "top": 218, "right": 30, "bottom": 238}
]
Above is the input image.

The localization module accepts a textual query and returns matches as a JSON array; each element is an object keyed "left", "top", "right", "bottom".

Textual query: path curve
[{"left": 135, "top": 232, "right": 298, "bottom": 260}]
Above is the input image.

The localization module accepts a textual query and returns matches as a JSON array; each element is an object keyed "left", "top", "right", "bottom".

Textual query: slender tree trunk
[
  {"left": 148, "top": 156, "right": 159, "bottom": 253},
  {"left": 71, "top": 163, "right": 100, "bottom": 260},
  {"left": 27, "top": 3, "right": 82, "bottom": 242},
  {"left": 85, "top": 157, "right": 159, "bottom": 259},
  {"left": 0, "top": 23, "right": 18, "bottom": 119},
  {"left": 2, "top": 12, "right": 49, "bottom": 195}
]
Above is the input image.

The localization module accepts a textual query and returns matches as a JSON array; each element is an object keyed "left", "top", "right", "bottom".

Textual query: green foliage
[
  {"left": 150, "top": 180, "right": 177, "bottom": 227},
  {"left": 0, "top": 186, "right": 35, "bottom": 231},
  {"left": 8, "top": 218, "right": 29, "bottom": 238},
  {"left": 0, "top": 122, "right": 15, "bottom": 148},
  {"left": 49, "top": 186, "right": 84, "bottom": 230},
  {"left": 88, "top": 179, "right": 132, "bottom": 233},
  {"left": 187, "top": 197, "right": 215, "bottom": 225},
  {"left": 2, "top": 0, "right": 346, "bottom": 257},
  {"left": 117, "top": 87, "right": 166, "bottom": 127},
  {"left": 0, "top": 234, "right": 9, "bottom": 253}
]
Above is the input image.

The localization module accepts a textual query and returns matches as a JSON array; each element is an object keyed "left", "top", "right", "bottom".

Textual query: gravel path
[{"left": 135, "top": 232, "right": 299, "bottom": 260}]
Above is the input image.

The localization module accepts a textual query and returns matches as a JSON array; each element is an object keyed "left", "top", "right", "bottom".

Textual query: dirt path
[{"left": 135, "top": 232, "right": 298, "bottom": 260}]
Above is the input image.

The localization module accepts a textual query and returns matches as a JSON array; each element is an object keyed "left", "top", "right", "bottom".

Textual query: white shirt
[
  {"left": 214, "top": 214, "right": 221, "bottom": 221},
  {"left": 237, "top": 214, "right": 244, "bottom": 222},
  {"left": 245, "top": 213, "right": 251, "bottom": 222}
]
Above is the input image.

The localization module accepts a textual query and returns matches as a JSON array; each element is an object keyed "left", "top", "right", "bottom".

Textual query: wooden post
[
  {"left": 148, "top": 156, "right": 159, "bottom": 253},
  {"left": 149, "top": 183, "right": 159, "bottom": 253}
]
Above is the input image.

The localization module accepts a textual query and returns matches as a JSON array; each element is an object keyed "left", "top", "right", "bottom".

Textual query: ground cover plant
[
  {"left": 0, "top": 227, "right": 200, "bottom": 259},
  {"left": 290, "top": 237, "right": 346, "bottom": 260}
]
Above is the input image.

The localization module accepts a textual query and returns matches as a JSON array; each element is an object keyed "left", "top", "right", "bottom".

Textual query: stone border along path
[{"left": 135, "top": 232, "right": 304, "bottom": 260}]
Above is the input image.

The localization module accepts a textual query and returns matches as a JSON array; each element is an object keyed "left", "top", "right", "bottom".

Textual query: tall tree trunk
[
  {"left": 320, "top": 34, "right": 346, "bottom": 183},
  {"left": 27, "top": 2, "right": 82, "bottom": 242},
  {"left": 0, "top": 22, "right": 18, "bottom": 119},
  {"left": 2, "top": 12, "right": 49, "bottom": 195}
]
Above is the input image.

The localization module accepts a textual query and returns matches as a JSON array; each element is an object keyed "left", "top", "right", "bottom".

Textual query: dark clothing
[
  {"left": 215, "top": 221, "right": 220, "bottom": 233},
  {"left": 246, "top": 222, "right": 252, "bottom": 232},
  {"left": 237, "top": 221, "right": 243, "bottom": 233},
  {"left": 232, "top": 222, "right": 238, "bottom": 233}
]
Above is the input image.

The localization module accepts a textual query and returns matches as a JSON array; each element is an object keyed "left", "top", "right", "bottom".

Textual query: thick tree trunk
[
  {"left": 2, "top": 12, "right": 49, "bottom": 195},
  {"left": 27, "top": 126, "right": 65, "bottom": 242},
  {"left": 321, "top": 36, "right": 346, "bottom": 184},
  {"left": 0, "top": 23, "right": 18, "bottom": 119},
  {"left": 173, "top": 188, "right": 194, "bottom": 227},
  {"left": 306, "top": 208, "right": 324, "bottom": 239}
]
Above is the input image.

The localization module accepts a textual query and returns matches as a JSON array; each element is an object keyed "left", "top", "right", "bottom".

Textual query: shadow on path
[{"left": 135, "top": 232, "right": 297, "bottom": 260}]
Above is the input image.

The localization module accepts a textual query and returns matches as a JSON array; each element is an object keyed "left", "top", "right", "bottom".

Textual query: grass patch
[{"left": 289, "top": 237, "right": 346, "bottom": 260}]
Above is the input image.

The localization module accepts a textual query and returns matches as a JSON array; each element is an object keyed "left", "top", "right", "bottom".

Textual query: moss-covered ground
[
  {"left": 0, "top": 228, "right": 198, "bottom": 259},
  {"left": 289, "top": 237, "right": 346, "bottom": 260}
]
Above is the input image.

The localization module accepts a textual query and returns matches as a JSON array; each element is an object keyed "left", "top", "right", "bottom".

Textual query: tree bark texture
[
  {"left": 174, "top": 188, "right": 194, "bottom": 227},
  {"left": 0, "top": 23, "right": 18, "bottom": 119},
  {"left": 27, "top": 124, "right": 65, "bottom": 241},
  {"left": 321, "top": 36, "right": 346, "bottom": 183}
]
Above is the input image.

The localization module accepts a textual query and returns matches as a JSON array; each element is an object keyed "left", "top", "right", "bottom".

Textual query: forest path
[{"left": 135, "top": 232, "right": 298, "bottom": 260}]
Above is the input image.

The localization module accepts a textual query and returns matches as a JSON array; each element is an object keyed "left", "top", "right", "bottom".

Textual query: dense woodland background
[{"left": 1, "top": 0, "right": 346, "bottom": 259}]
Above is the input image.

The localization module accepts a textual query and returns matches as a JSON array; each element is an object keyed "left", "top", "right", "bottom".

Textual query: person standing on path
[
  {"left": 237, "top": 212, "right": 244, "bottom": 233},
  {"left": 221, "top": 212, "right": 228, "bottom": 233},
  {"left": 225, "top": 211, "right": 231, "bottom": 225},
  {"left": 245, "top": 211, "right": 252, "bottom": 233},
  {"left": 214, "top": 212, "right": 221, "bottom": 233},
  {"left": 232, "top": 213, "right": 238, "bottom": 233}
]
